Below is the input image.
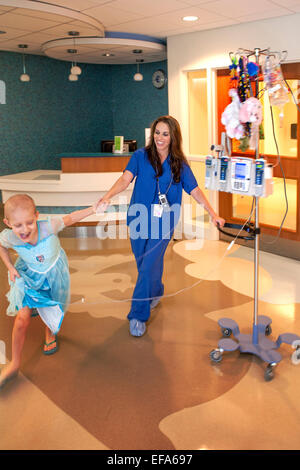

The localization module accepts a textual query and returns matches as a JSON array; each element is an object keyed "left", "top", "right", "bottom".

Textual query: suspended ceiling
[{"left": 0, "top": 0, "right": 299, "bottom": 64}]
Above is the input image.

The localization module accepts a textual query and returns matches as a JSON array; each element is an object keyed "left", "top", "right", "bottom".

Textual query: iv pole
[
  {"left": 253, "top": 46, "right": 261, "bottom": 345},
  {"left": 210, "top": 47, "right": 300, "bottom": 381}
]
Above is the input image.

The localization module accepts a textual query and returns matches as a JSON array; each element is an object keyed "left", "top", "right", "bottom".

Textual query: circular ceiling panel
[{"left": 42, "top": 35, "right": 167, "bottom": 64}]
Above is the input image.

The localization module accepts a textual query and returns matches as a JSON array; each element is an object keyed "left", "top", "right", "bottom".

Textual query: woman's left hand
[{"left": 212, "top": 215, "right": 225, "bottom": 228}]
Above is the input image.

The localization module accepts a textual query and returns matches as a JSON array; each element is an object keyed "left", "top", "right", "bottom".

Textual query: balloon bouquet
[{"left": 221, "top": 51, "right": 289, "bottom": 152}]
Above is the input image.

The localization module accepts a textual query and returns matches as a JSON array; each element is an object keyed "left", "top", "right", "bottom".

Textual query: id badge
[
  {"left": 158, "top": 193, "right": 168, "bottom": 206},
  {"left": 153, "top": 204, "right": 163, "bottom": 218}
]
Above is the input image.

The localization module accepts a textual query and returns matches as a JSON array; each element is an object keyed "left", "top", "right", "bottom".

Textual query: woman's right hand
[
  {"left": 93, "top": 198, "right": 111, "bottom": 214},
  {"left": 8, "top": 266, "right": 20, "bottom": 282}
]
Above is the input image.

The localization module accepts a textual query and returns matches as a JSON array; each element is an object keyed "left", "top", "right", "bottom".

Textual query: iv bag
[{"left": 262, "top": 56, "right": 289, "bottom": 108}]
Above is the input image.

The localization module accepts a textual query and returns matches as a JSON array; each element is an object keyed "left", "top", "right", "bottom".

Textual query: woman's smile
[{"left": 154, "top": 122, "right": 171, "bottom": 158}]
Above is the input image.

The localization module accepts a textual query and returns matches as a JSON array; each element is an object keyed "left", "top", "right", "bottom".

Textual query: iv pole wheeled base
[{"left": 210, "top": 316, "right": 300, "bottom": 381}]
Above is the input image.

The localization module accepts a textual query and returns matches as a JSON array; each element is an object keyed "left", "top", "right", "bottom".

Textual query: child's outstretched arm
[
  {"left": 62, "top": 206, "right": 97, "bottom": 227},
  {"left": 0, "top": 245, "right": 20, "bottom": 281}
]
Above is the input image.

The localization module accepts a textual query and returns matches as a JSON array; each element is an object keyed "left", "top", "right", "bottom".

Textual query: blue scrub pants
[{"left": 127, "top": 234, "right": 173, "bottom": 322}]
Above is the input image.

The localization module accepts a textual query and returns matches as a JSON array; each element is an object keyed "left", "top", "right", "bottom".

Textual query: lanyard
[
  {"left": 156, "top": 161, "right": 173, "bottom": 196},
  {"left": 156, "top": 175, "right": 173, "bottom": 196}
]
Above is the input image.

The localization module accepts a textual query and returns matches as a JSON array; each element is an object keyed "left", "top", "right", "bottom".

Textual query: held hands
[
  {"left": 93, "top": 198, "right": 111, "bottom": 214},
  {"left": 8, "top": 266, "right": 20, "bottom": 282}
]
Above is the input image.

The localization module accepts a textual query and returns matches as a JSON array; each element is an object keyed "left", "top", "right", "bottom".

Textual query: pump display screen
[{"left": 235, "top": 163, "right": 246, "bottom": 179}]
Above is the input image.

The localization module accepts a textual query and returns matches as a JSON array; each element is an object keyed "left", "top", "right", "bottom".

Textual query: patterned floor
[{"left": 1, "top": 233, "right": 300, "bottom": 450}]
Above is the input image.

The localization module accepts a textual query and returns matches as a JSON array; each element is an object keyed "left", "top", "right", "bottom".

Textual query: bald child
[{"left": 0, "top": 194, "right": 98, "bottom": 390}]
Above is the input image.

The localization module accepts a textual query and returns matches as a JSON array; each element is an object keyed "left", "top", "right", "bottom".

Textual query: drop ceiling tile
[
  {"left": 40, "top": 23, "right": 101, "bottom": 37},
  {"left": 179, "top": 0, "right": 220, "bottom": 4},
  {"left": 44, "top": 0, "right": 107, "bottom": 10},
  {"left": 0, "top": 12, "right": 60, "bottom": 31},
  {"left": 67, "top": 20, "right": 104, "bottom": 33},
  {"left": 103, "top": 0, "right": 191, "bottom": 17},
  {"left": 12, "top": 8, "right": 73, "bottom": 23},
  {"left": 79, "top": 4, "right": 144, "bottom": 26},
  {"left": 160, "top": 6, "right": 229, "bottom": 24},
  {"left": 108, "top": 19, "right": 175, "bottom": 35},
  {"left": 14, "top": 30, "right": 62, "bottom": 43},
  {"left": 270, "top": 0, "right": 300, "bottom": 7},
  {"left": 201, "top": 0, "right": 292, "bottom": 17},
  {"left": 110, "top": 6, "right": 226, "bottom": 34},
  {"left": 162, "top": 17, "right": 239, "bottom": 36},
  {"left": 237, "top": 9, "right": 294, "bottom": 23},
  {"left": 0, "top": 27, "right": 33, "bottom": 42}
]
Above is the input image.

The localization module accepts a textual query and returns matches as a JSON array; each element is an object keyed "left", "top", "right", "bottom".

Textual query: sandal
[{"left": 43, "top": 337, "right": 58, "bottom": 355}]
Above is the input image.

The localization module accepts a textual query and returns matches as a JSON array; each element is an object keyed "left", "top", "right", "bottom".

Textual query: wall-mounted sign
[{"left": 0, "top": 80, "right": 6, "bottom": 104}]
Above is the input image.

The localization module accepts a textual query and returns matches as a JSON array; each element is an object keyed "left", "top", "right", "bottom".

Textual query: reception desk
[
  {"left": 0, "top": 153, "right": 134, "bottom": 226},
  {"left": 59, "top": 152, "right": 132, "bottom": 173}
]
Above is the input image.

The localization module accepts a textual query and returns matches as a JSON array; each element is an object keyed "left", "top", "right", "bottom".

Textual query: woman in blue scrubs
[{"left": 97, "top": 116, "right": 225, "bottom": 337}]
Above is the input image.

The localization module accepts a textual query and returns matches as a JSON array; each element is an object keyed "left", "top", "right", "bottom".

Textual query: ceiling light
[
  {"left": 102, "top": 53, "right": 115, "bottom": 57},
  {"left": 182, "top": 16, "right": 199, "bottom": 22},
  {"left": 70, "top": 64, "right": 82, "bottom": 75},
  {"left": 18, "top": 44, "right": 30, "bottom": 82},
  {"left": 132, "top": 49, "right": 143, "bottom": 54},
  {"left": 68, "top": 32, "right": 82, "bottom": 77},
  {"left": 68, "top": 73, "right": 78, "bottom": 82},
  {"left": 0, "top": 31, "right": 6, "bottom": 34},
  {"left": 133, "top": 59, "right": 144, "bottom": 82},
  {"left": 20, "top": 73, "right": 30, "bottom": 82}
]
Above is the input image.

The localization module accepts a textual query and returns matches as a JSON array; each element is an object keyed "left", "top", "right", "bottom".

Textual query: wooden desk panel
[{"left": 61, "top": 155, "right": 131, "bottom": 173}]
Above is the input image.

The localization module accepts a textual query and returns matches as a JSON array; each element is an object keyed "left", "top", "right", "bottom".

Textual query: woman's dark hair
[{"left": 145, "top": 115, "right": 189, "bottom": 183}]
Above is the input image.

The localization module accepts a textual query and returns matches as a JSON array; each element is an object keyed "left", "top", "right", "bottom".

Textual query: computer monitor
[{"left": 101, "top": 139, "right": 137, "bottom": 153}]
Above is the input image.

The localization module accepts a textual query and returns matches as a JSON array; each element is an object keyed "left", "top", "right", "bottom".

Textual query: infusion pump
[{"left": 205, "top": 155, "right": 273, "bottom": 197}]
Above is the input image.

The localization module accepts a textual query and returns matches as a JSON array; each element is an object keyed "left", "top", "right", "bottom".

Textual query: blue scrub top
[{"left": 125, "top": 148, "right": 198, "bottom": 238}]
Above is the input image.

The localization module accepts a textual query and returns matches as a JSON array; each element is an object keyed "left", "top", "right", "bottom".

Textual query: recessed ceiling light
[
  {"left": 132, "top": 49, "right": 143, "bottom": 54},
  {"left": 182, "top": 16, "right": 199, "bottom": 22},
  {"left": 102, "top": 53, "right": 115, "bottom": 57}
]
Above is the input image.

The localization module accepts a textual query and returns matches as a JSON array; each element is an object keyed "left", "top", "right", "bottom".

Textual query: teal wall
[
  {"left": 0, "top": 52, "right": 113, "bottom": 175},
  {"left": 0, "top": 51, "right": 168, "bottom": 176},
  {"left": 111, "top": 60, "right": 168, "bottom": 147}
]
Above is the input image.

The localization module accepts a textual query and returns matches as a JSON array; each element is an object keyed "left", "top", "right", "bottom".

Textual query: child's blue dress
[{"left": 0, "top": 217, "right": 70, "bottom": 335}]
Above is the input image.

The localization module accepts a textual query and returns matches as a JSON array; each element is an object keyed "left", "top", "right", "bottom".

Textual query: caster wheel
[
  {"left": 291, "top": 348, "right": 300, "bottom": 365},
  {"left": 264, "top": 364, "right": 275, "bottom": 382},
  {"left": 221, "top": 328, "right": 232, "bottom": 338},
  {"left": 210, "top": 349, "right": 223, "bottom": 363},
  {"left": 265, "top": 325, "right": 272, "bottom": 336}
]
